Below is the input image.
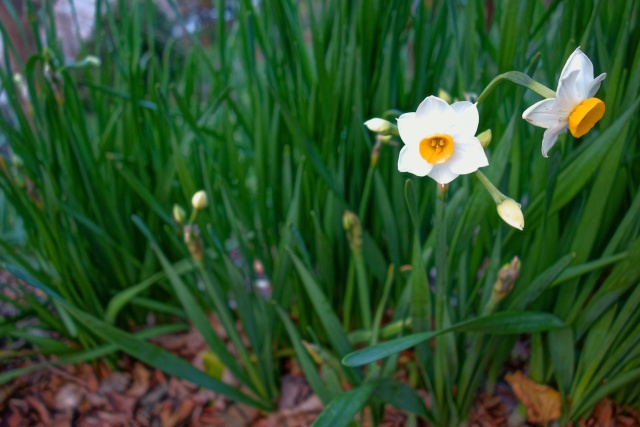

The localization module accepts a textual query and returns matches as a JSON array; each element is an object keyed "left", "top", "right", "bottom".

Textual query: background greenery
[{"left": 1, "top": 0, "right": 639, "bottom": 425}]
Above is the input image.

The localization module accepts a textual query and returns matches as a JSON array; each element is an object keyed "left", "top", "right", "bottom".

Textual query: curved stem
[
  {"left": 474, "top": 170, "right": 506, "bottom": 204},
  {"left": 476, "top": 71, "right": 556, "bottom": 105}
]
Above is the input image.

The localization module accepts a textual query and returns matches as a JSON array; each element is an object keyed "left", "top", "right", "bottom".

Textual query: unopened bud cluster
[
  {"left": 492, "top": 257, "right": 521, "bottom": 302},
  {"left": 172, "top": 190, "right": 209, "bottom": 262},
  {"left": 343, "top": 211, "right": 362, "bottom": 254},
  {"left": 183, "top": 224, "right": 204, "bottom": 262}
]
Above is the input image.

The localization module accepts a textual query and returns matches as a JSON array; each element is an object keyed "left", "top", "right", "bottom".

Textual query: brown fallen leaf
[
  {"left": 593, "top": 398, "right": 614, "bottom": 427},
  {"left": 6, "top": 407, "right": 26, "bottom": 427},
  {"left": 160, "top": 399, "right": 196, "bottom": 427},
  {"left": 24, "top": 395, "right": 52, "bottom": 425},
  {"left": 127, "top": 362, "right": 151, "bottom": 399},
  {"left": 505, "top": 370, "right": 561, "bottom": 425},
  {"left": 615, "top": 414, "right": 640, "bottom": 427}
]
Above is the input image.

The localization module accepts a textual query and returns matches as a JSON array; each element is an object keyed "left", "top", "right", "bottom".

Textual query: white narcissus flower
[
  {"left": 397, "top": 96, "right": 489, "bottom": 185},
  {"left": 522, "top": 47, "right": 607, "bottom": 157}
]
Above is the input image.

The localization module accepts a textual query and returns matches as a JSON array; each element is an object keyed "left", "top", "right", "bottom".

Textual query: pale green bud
[
  {"left": 82, "top": 55, "right": 101, "bottom": 67},
  {"left": 437, "top": 89, "right": 452, "bottom": 104},
  {"left": 497, "top": 198, "right": 524, "bottom": 230},
  {"left": 191, "top": 190, "right": 208, "bottom": 210},
  {"left": 173, "top": 204, "right": 187, "bottom": 225},
  {"left": 364, "top": 118, "right": 396, "bottom": 136},
  {"left": 477, "top": 129, "right": 492, "bottom": 148}
]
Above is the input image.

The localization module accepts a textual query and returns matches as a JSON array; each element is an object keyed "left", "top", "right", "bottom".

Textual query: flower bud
[
  {"left": 191, "top": 190, "right": 208, "bottom": 210},
  {"left": 173, "top": 204, "right": 187, "bottom": 225},
  {"left": 437, "top": 89, "right": 452, "bottom": 104},
  {"left": 492, "top": 257, "right": 521, "bottom": 302},
  {"left": 343, "top": 211, "right": 362, "bottom": 254},
  {"left": 497, "top": 198, "right": 524, "bottom": 230},
  {"left": 82, "top": 55, "right": 101, "bottom": 67},
  {"left": 364, "top": 118, "right": 396, "bottom": 136},
  {"left": 184, "top": 224, "right": 204, "bottom": 262},
  {"left": 477, "top": 129, "right": 492, "bottom": 148}
]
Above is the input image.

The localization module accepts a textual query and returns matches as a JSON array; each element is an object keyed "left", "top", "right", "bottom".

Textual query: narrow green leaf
[
  {"left": 0, "top": 324, "right": 188, "bottom": 385},
  {"left": 312, "top": 382, "right": 377, "bottom": 427},
  {"left": 131, "top": 216, "right": 256, "bottom": 394},
  {"left": 573, "top": 367, "right": 640, "bottom": 419},
  {"left": 547, "top": 327, "right": 575, "bottom": 395},
  {"left": 508, "top": 253, "right": 575, "bottom": 309},
  {"left": 289, "top": 251, "right": 358, "bottom": 364},
  {"left": 275, "top": 303, "right": 332, "bottom": 404},
  {"left": 288, "top": 251, "right": 352, "bottom": 358},
  {"left": 63, "top": 304, "right": 270, "bottom": 411},
  {"left": 7, "top": 330, "right": 73, "bottom": 354},
  {"left": 372, "top": 379, "right": 433, "bottom": 422},
  {"left": 343, "top": 312, "right": 564, "bottom": 367},
  {"left": 288, "top": 250, "right": 362, "bottom": 383},
  {"left": 105, "top": 256, "right": 200, "bottom": 324}
]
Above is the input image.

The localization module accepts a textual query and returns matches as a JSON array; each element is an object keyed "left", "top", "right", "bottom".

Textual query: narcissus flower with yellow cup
[
  {"left": 522, "top": 47, "right": 607, "bottom": 157},
  {"left": 397, "top": 96, "right": 489, "bottom": 185}
]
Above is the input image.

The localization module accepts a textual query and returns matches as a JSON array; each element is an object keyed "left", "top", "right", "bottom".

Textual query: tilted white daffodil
[
  {"left": 522, "top": 47, "right": 607, "bottom": 157},
  {"left": 397, "top": 96, "right": 489, "bottom": 185}
]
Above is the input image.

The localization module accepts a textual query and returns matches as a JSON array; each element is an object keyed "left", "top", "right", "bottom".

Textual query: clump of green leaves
[{"left": 0, "top": 0, "right": 639, "bottom": 424}]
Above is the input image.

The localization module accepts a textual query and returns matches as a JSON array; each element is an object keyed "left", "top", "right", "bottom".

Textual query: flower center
[
  {"left": 568, "top": 97, "right": 605, "bottom": 138},
  {"left": 419, "top": 134, "right": 454, "bottom": 165}
]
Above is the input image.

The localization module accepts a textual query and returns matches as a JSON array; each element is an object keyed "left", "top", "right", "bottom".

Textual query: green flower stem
[
  {"left": 342, "top": 263, "right": 356, "bottom": 330},
  {"left": 347, "top": 317, "right": 411, "bottom": 345},
  {"left": 370, "top": 265, "right": 395, "bottom": 346},
  {"left": 435, "top": 184, "right": 449, "bottom": 329},
  {"left": 476, "top": 71, "right": 556, "bottom": 105},
  {"left": 434, "top": 183, "right": 449, "bottom": 421},
  {"left": 354, "top": 252, "right": 372, "bottom": 330},
  {"left": 358, "top": 139, "right": 382, "bottom": 222},
  {"left": 474, "top": 170, "right": 506, "bottom": 204},
  {"left": 358, "top": 167, "right": 376, "bottom": 222}
]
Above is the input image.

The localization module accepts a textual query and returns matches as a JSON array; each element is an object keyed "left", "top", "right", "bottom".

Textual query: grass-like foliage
[{"left": 0, "top": 0, "right": 639, "bottom": 424}]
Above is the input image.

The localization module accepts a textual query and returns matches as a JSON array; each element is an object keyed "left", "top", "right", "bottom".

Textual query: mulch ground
[
  {"left": 3, "top": 325, "right": 640, "bottom": 427},
  {"left": 2, "top": 271, "right": 640, "bottom": 426}
]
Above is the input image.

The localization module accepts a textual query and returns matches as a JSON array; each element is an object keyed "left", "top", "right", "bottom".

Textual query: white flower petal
[
  {"left": 397, "top": 112, "right": 422, "bottom": 146},
  {"left": 559, "top": 47, "right": 595, "bottom": 96},
  {"left": 398, "top": 145, "right": 433, "bottom": 177},
  {"left": 587, "top": 72, "right": 607, "bottom": 98},
  {"left": 448, "top": 136, "right": 489, "bottom": 174},
  {"left": 523, "top": 47, "right": 605, "bottom": 159},
  {"left": 541, "top": 123, "right": 568, "bottom": 157},
  {"left": 415, "top": 95, "right": 455, "bottom": 133},
  {"left": 427, "top": 164, "right": 459, "bottom": 185},
  {"left": 449, "top": 101, "right": 479, "bottom": 137},
  {"left": 397, "top": 95, "right": 487, "bottom": 183},
  {"left": 522, "top": 98, "right": 565, "bottom": 128},
  {"left": 555, "top": 69, "right": 583, "bottom": 111}
]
